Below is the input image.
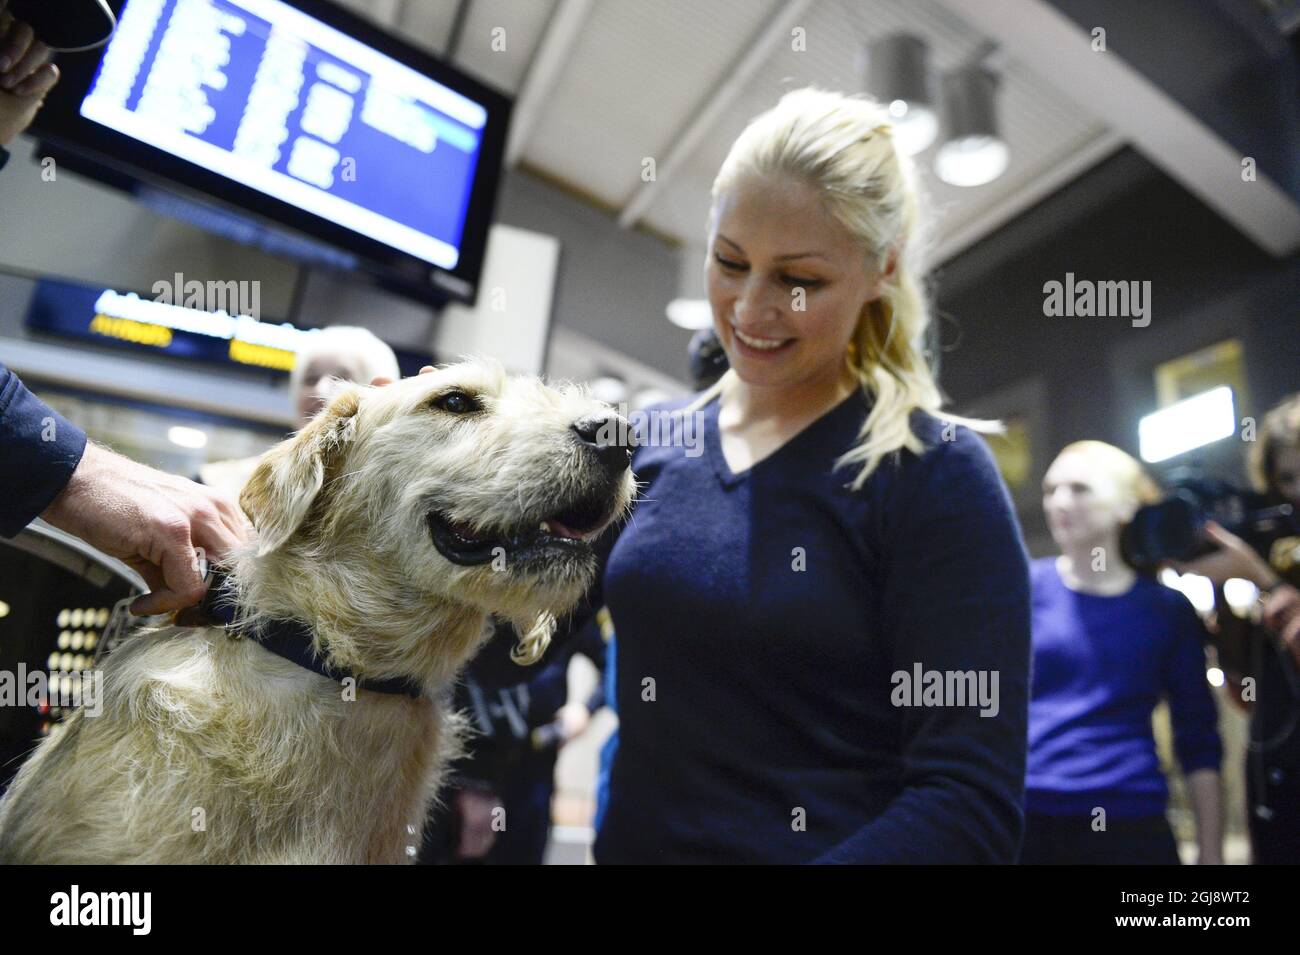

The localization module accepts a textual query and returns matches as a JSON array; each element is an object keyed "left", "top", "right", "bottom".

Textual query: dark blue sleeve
[
  {"left": 814, "top": 425, "right": 1032, "bottom": 864},
  {"left": 0, "top": 362, "right": 88, "bottom": 537},
  {"left": 1162, "top": 591, "right": 1223, "bottom": 774}
]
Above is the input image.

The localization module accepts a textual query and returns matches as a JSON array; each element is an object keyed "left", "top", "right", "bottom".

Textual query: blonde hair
[
  {"left": 289, "top": 325, "right": 400, "bottom": 396},
  {"left": 1054, "top": 440, "right": 1162, "bottom": 507},
  {"left": 691, "top": 86, "right": 996, "bottom": 490},
  {"left": 1249, "top": 393, "right": 1300, "bottom": 498}
]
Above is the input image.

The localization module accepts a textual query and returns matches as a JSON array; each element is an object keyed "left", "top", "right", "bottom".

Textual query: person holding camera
[
  {"left": 1023, "top": 441, "right": 1224, "bottom": 864},
  {"left": 1180, "top": 394, "right": 1300, "bottom": 864}
]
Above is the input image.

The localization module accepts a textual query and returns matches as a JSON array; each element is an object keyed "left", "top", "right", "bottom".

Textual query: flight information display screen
[{"left": 79, "top": 0, "right": 489, "bottom": 269}]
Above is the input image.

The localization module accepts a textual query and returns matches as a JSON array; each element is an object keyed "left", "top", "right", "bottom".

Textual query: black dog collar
[{"left": 195, "top": 571, "right": 424, "bottom": 700}]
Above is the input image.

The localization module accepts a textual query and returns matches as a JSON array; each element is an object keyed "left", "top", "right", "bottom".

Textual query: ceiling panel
[
  {"left": 334, "top": 0, "right": 1116, "bottom": 265},
  {"left": 519, "top": 0, "right": 780, "bottom": 208},
  {"left": 452, "top": 0, "right": 559, "bottom": 94}
]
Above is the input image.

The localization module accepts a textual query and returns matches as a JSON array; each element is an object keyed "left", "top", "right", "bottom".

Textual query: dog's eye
[{"left": 431, "top": 391, "right": 483, "bottom": 415}]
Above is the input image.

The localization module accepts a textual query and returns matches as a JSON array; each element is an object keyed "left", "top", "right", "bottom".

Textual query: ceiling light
[
  {"left": 935, "top": 63, "right": 1009, "bottom": 187},
  {"left": 865, "top": 34, "right": 937, "bottom": 156},
  {"left": 666, "top": 298, "right": 714, "bottom": 331},
  {"left": 167, "top": 425, "right": 209, "bottom": 449},
  {"left": 1138, "top": 386, "right": 1236, "bottom": 463}
]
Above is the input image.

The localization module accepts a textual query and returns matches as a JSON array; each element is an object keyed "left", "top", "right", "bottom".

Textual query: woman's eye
[
  {"left": 783, "top": 276, "right": 821, "bottom": 288},
  {"left": 432, "top": 391, "right": 481, "bottom": 414},
  {"left": 714, "top": 255, "right": 745, "bottom": 270}
]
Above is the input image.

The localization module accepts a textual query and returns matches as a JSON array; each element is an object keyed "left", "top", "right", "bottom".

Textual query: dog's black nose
[{"left": 571, "top": 413, "right": 634, "bottom": 475}]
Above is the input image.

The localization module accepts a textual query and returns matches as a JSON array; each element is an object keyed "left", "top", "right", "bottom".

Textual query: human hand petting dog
[
  {"left": 41, "top": 442, "right": 249, "bottom": 616},
  {"left": 84, "top": 365, "right": 423, "bottom": 618},
  {"left": 0, "top": 2, "right": 61, "bottom": 147}
]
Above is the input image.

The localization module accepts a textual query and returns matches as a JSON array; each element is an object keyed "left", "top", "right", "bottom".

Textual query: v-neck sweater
[{"left": 590, "top": 390, "right": 1032, "bottom": 863}]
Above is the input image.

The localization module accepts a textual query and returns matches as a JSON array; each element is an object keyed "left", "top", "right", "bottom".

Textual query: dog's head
[{"left": 238, "top": 359, "right": 636, "bottom": 665}]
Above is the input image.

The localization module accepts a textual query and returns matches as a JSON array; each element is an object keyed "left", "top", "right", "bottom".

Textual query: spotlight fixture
[
  {"left": 1138, "top": 386, "right": 1236, "bottom": 463},
  {"left": 167, "top": 425, "right": 209, "bottom": 450},
  {"left": 666, "top": 298, "right": 714, "bottom": 331},
  {"left": 589, "top": 376, "right": 629, "bottom": 407},
  {"left": 864, "top": 33, "right": 938, "bottom": 157},
  {"left": 934, "top": 60, "right": 1009, "bottom": 187}
]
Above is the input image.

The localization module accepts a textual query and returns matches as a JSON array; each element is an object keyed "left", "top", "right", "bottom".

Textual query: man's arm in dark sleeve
[{"left": 0, "top": 362, "right": 88, "bottom": 537}]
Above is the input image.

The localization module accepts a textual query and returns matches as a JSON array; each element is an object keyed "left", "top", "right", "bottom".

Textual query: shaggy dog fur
[{"left": 0, "top": 360, "right": 634, "bottom": 863}]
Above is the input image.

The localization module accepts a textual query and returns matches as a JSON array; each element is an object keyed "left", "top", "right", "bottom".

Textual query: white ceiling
[{"left": 332, "top": 0, "right": 1119, "bottom": 280}]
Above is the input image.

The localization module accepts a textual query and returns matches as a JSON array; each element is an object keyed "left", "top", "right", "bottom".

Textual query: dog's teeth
[{"left": 539, "top": 521, "right": 550, "bottom": 533}]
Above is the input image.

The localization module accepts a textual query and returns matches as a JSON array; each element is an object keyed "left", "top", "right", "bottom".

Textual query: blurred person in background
[
  {"left": 199, "top": 326, "right": 399, "bottom": 497},
  {"left": 1024, "top": 441, "right": 1223, "bottom": 864},
  {"left": 289, "top": 325, "right": 401, "bottom": 424},
  {"left": 418, "top": 615, "right": 606, "bottom": 865},
  {"left": 1182, "top": 393, "right": 1300, "bottom": 864}
]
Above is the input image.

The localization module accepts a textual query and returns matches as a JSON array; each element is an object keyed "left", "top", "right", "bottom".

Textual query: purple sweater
[{"left": 1027, "top": 557, "right": 1222, "bottom": 817}]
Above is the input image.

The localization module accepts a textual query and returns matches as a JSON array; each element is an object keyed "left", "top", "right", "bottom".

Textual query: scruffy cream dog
[{"left": 0, "top": 360, "right": 634, "bottom": 863}]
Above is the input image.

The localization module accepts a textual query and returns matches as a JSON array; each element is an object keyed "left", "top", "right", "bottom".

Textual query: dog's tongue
[{"left": 545, "top": 518, "right": 585, "bottom": 540}]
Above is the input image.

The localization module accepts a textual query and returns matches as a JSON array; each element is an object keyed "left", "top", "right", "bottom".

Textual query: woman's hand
[
  {"left": 555, "top": 701, "right": 591, "bottom": 746},
  {"left": 453, "top": 788, "right": 501, "bottom": 859},
  {"left": 1170, "top": 521, "right": 1280, "bottom": 589},
  {"left": 1262, "top": 584, "right": 1300, "bottom": 667}
]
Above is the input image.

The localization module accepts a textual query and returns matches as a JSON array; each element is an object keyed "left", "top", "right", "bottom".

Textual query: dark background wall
[
  {"left": 933, "top": 146, "right": 1300, "bottom": 554},
  {"left": 1047, "top": 0, "right": 1300, "bottom": 201}
]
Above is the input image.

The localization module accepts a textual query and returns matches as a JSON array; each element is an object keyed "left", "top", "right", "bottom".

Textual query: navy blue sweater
[
  {"left": 0, "top": 363, "right": 88, "bottom": 537},
  {"left": 589, "top": 391, "right": 1032, "bottom": 864},
  {"left": 1026, "top": 558, "right": 1222, "bottom": 817}
]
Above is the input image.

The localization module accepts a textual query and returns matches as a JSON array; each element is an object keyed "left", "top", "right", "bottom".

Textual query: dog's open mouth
[{"left": 427, "top": 491, "right": 616, "bottom": 567}]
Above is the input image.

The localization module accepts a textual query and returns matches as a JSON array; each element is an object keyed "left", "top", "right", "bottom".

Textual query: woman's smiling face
[{"left": 706, "top": 172, "right": 884, "bottom": 392}]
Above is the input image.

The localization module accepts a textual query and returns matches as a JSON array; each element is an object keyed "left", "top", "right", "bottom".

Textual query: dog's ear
[{"left": 241, "top": 389, "right": 362, "bottom": 556}]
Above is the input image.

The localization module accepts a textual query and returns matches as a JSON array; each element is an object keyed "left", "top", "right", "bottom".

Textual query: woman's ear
[
  {"left": 1115, "top": 493, "right": 1141, "bottom": 527},
  {"left": 883, "top": 245, "right": 900, "bottom": 280},
  {"left": 241, "top": 388, "right": 362, "bottom": 556}
]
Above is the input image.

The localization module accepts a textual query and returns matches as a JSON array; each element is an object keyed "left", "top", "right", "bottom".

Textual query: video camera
[
  {"left": 6, "top": 0, "right": 116, "bottom": 53},
  {"left": 1121, "top": 469, "right": 1298, "bottom": 572}
]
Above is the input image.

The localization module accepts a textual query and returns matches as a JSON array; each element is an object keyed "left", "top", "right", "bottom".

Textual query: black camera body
[
  {"left": 1121, "top": 471, "right": 1297, "bottom": 572},
  {"left": 7, "top": 0, "right": 116, "bottom": 53}
]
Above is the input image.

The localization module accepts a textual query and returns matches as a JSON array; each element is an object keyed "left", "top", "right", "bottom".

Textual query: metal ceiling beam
[
  {"left": 616, "top": 0, "right": 817, "bottom": 231},
  {"left": 363, "top": 0, "right": 403, "bottom": 28},
  {"left": 506, "top": 0, "right": 596, "bottom": 169},
  {"left": 934, "top": 0, "right": 1300, "bottom": 257},
  {"left": 444, "top": 0, "right": 471, "bottom": 63},
  {"left": 932, "top": 128, "right": 1125, "bottom": 266}
]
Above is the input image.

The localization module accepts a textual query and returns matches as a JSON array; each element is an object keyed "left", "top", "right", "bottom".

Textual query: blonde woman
[
  {"left": 1025, "top": 442, "right": 1223, "bottom": 864},
  {"left": 584, "top": 88, "right": 1031, "bottom": 863}
]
